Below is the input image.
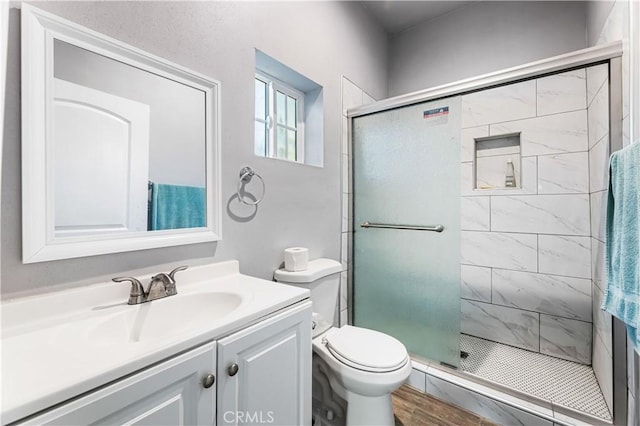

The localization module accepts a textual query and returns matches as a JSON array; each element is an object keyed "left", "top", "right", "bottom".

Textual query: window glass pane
[
  {"left": 287, "top": 130, "right": 297, "bottom": 161},
  {"left": 277, "top": 126, "right": 286, "bottom": 158},
  {"left": 276, "top": 91, "right": 286, "bottom": 125},
  {"left": 287, "top": 96, "right": 297, "bottom": 128},
  {"left": 255, "top": 79, "right": 266, "bottom": 120},
  {"left": 254, "top": 121, "right": 266, "bottom": 156}
]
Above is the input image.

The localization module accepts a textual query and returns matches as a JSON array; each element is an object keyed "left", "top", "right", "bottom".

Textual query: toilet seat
[{"left": 323, "top": 326, "right": 408, "bottom": 373}]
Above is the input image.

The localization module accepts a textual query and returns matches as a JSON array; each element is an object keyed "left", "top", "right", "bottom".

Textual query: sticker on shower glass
[{"left": 423, "top": 106, "right": 449, "bottom": 126}]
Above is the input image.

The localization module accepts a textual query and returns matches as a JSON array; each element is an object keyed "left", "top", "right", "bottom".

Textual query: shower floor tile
[{"left": 460, "top": 334, "right": 611, "bottom": 421}]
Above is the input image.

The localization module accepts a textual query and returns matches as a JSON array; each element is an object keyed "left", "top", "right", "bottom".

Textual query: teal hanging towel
[
  {"left": 150, "top": 182, "right": 206, "bottom": 231},
  {"left": 602, "top": 142, "right": 640, "bottom": 349}
]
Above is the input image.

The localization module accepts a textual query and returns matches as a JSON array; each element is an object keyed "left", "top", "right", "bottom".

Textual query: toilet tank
[{"left": 274, "top": 258, "right": 342, "bottom": 327}]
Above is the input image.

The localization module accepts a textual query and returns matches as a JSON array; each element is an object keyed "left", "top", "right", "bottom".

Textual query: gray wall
[
  {"left": 586, "top": 1, "right": 616, "bottom": 46},
  {"left": 2, "top": 1, "right": 388, "bottom": 298},
  {"left": 387, "top": 1, "right": 588, "bottom": 96},
  {"left": 0, "top": 2, "right": 9, "bottom": 292}
]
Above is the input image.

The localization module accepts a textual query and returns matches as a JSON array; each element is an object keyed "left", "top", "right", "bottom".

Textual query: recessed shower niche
[{"left": 474, "top": 133, "right": 521, "bottom": 190}]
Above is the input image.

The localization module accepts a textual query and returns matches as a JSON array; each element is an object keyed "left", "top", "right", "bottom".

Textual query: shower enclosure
[
  {"left": 348, "top": 45, "right": 623, "bottom": 424},
  {"left": 352, "top": 99, "right": 461, "bottom": 368}
]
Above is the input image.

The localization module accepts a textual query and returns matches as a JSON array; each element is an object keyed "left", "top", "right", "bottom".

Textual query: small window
[
  {"left": 254, "top": 72, "right": 304, "bottom": 162},
  {"left": 254, "top": 49, "right": 323, "bottom": 166}
]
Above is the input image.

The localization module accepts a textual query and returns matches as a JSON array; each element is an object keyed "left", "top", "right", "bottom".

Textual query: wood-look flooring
[{"left": 392, "top": 385, "right": 498, "bottom": 426}]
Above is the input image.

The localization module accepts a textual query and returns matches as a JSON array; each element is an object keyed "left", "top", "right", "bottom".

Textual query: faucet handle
[
  {"left": 169, "top": 265, "right": 188, "bottom": 280},
  {"left": 159, "top": 265, "right": 188, "bottom": 296},
  {"left": 113, "top": 277, "right": 146, "bottom": 305},
  {"left": 162, "top": 265, "right": 187, "bottom": 297}
]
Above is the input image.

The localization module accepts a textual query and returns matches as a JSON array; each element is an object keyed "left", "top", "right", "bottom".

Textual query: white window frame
[{"left": 255, "top": 71, "right": 305, "bottom": 162}]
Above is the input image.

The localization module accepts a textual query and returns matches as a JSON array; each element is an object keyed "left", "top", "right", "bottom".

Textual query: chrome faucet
[
  {"left": 149, "top": 265, "right": 188, "bottom": 298},
  {"left": 112, "top": 276, "right": 147, "bottom": 305},
  {"left": 113, "top": 265, "right": 188, "bottom": 305}
]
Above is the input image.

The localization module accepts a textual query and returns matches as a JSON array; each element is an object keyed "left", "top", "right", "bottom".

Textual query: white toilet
[{"left": 274, "top": 258, "right": 412, "bottom": 426}]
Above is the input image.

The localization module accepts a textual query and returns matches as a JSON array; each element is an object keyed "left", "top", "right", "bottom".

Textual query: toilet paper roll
[{"left": 284, "top": 247, "right": 309, "bottom": 271}]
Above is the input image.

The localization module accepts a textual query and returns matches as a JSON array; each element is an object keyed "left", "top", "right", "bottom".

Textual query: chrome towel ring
[{"left": 237, "top": 166, "right": 265, "bottom": 205}]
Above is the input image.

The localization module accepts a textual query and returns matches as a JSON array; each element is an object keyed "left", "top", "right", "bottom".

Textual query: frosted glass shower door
[{"left": 352, "top": 98, "right": 461, "bottom": 367}]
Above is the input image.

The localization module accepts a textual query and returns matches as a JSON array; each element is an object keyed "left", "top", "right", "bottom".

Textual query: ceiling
[{"left": 358, "top": 1, "right": 474, "bottom": 35}]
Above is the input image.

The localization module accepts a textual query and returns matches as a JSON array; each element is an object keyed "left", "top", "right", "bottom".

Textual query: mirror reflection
[{"left": 52, "top": 40, "right": 207, "bottom": 237}]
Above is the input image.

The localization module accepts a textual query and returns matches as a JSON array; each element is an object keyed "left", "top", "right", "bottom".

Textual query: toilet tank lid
[{"left": 274, "top": 258, "right": 342, "bottom": 283}]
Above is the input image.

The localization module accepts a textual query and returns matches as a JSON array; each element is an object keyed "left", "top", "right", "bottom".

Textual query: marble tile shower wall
[
  {"left": 340, "top": 77, "right": 375, "bottom": 327},
  {"left": 589, "top": 1, "right": 633, "bottom": 417},
  {"left": 460, "top": 69, "right": 598, "bottom": 366},
  {"left": 587, "top": 63, "right": 614, "bottom": 412}
]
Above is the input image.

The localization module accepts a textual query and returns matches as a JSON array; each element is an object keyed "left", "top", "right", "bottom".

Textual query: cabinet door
[
  {"left": 21, "top": 342, "right": 216, "bottom": 426},
  {"left": 217, "top": 302, "right": 312, "bottom": 426}
]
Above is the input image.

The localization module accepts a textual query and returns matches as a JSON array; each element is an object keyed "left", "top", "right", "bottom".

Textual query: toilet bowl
[
  {"left": 274, "top": 259, "right": 411, "bottom": 426},
  {"left": 313, "top": 325, "right": 412, "bottom": 425}
]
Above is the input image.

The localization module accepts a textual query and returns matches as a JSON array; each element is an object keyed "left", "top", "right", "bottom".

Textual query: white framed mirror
[{"left": 21, "top": 4, "right": 221, "bottom": 263}]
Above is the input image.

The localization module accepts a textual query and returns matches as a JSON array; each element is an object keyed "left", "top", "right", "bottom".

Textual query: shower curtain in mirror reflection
[{"left": 149, "top": 182, "right": 206, "bottom": 230}]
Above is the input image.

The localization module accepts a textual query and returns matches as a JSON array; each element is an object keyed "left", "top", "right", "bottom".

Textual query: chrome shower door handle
[{"left": 360, "top": 221, "right": 445, "bottom": 232}]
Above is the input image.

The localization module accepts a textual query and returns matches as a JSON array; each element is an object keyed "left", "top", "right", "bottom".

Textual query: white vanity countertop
[{"left": 0, "top": 260, "right": 309, "bottom": 424}]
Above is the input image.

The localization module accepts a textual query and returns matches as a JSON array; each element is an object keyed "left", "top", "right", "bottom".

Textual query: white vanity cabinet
[
  {"left": 19, "top": 342, "right": 217, "bottom": 425},
  {"left": 217, "top": 301, "right": 312, "bottom": 426},
  {"left": 12, "top": 301, "right": 312, "bottom": 426}
]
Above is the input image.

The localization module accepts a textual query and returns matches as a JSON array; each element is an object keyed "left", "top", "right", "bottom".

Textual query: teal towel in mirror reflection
[
  {"left": 149, "top": 182, "right": 206, "bottom": 230},
  {"left": 602, "top": 141, "right": 640, "bottom": 351}
]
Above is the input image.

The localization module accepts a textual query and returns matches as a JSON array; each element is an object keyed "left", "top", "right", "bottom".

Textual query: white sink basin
[
  {"left": 89, "top": 292, "right": 244, "bottom": 344},
  {"left": 2, "top": 261, "right": 311, "bottom": 425}
]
